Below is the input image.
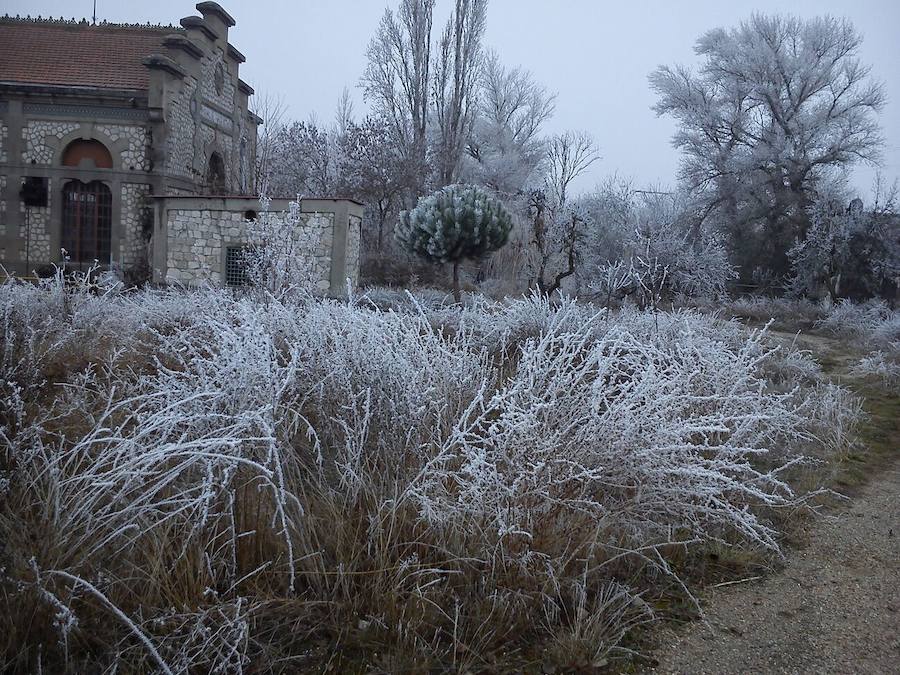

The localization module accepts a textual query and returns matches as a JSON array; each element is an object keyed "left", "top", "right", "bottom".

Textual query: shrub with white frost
[{"left": 0, "top": 278, "right": 861, "bottom": 672}]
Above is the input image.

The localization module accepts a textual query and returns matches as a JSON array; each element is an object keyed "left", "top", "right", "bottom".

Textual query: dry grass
[{"left": 0, "top": 277, "right": 864, "bottom": 673}]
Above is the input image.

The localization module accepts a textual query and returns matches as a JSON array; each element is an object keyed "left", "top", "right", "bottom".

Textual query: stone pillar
[{"left": 328, "top": 200, "right": 350, "bottom": 295}]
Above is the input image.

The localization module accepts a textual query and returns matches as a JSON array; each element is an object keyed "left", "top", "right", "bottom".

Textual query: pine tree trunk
[{"left": 452, "top": 261, "right": 461, "bottom": 304}]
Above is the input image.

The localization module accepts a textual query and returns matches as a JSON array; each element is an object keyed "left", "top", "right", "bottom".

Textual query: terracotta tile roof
[{"left": 0, "top": 18, "right": 181, "bottom": 91}]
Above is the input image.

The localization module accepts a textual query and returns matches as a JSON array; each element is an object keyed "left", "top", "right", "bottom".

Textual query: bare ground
[
  {"left": 646, "top": 330, "right": 900, "bottom": 675},
  {"left": 648, "top": 462, "right": 900, "bottom": 674}
]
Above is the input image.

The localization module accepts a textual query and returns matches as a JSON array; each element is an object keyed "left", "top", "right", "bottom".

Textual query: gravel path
[
  {"left": 648, "top": 332, "right": 900, "bottom": 674},
  {"left": 649, "top": 462, "right": 899, "bottom": 674}
]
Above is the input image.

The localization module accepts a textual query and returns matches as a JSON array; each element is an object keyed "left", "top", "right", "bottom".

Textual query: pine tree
[{"left": 396, "top": 184, "right": 513, "bottom": 301}]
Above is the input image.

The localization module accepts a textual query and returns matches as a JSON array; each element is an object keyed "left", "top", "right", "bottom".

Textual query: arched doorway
[
  {"left": 61, "top": 181, "right": 112, "bottom": 264},
  {"left": 206, "top": 152, "right": 227, "bottom": 194}
]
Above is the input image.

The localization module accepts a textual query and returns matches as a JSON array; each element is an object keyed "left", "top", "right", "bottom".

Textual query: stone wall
[
  {"left": 165, "top": 75, "right": 200, "bottom": 181},
  {"left": 0, "top": 123, "right": 7, "bottom": 163},
  {"left": 21, "top": 120, "right": 148, "bottom": 169},
  {"left": 96, "top": 124, "right": 150, "bottom": 171},
  {"left": 23, "top": 121, "right": 79, "bottom": 164},
  {"left": 164, "top": 45, "right": 243, "bottom": 192},
  {"left": 347, "top": 214, "right": 362, "bottom": 289},
  {"left": 120, "top": 183, "right": 152, "bottom": 268},
  {"left": 164, "top": 206, "right": 336, "bottom": 289},
  {"left": 19, "top": 178, "right": 52, "bottom": 265},
  {"left": 0, "top": 175, "right": 6, "bottom": 238},
  {"left": 237, "top": 122, "right": 252, "bottom": 194}
]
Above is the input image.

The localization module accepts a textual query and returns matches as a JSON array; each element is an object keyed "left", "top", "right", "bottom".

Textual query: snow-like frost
[{"left": 0, "top": 276, "right": 863, "bottom": 670}]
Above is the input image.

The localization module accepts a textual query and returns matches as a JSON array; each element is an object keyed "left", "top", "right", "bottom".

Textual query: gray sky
[{"left": 9, "top": 0, "right": 900, "bottom": 198}]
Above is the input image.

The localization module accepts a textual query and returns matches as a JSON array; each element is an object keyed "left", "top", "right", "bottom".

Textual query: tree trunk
[{"left": 452, "top": 261, "right": 461, "bottom": 303}]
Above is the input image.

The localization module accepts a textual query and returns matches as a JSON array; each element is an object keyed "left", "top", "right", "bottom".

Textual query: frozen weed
[{"left": 0, "top": 280, "right": 858, "bottom": 671}]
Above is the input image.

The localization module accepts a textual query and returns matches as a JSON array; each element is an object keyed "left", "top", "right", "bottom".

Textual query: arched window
[
  {"left": 61, "top": 181, "right": 112, "bottom": 264},
  {"left": 206, "top": 152, "right": 227, "bottom": 195},
  {"left": 62, "top": 139, "right": 113, "bottom": 169}
]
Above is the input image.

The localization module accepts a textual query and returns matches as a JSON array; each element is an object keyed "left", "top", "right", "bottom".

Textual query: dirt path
[
  {"left": 647, "top": 332, "right": 900, "bottom": 674},
  {"left": 649, "top": 463, "right": 900, "bottom": 674}
]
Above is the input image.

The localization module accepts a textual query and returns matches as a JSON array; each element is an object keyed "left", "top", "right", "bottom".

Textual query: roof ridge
[{"left": 0, "top": 14, "right": 182, "bottom": 31}]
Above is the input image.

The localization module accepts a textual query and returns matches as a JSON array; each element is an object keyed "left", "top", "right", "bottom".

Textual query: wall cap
[
  {"left": 196, "top": 2, "right": 236, "bottom": 28},
  {"left": 179, "top": 15, "right": 218, "bottom": 42}
]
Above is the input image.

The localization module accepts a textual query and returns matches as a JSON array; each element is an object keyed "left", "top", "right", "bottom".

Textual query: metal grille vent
[{"left": 225, "top": 246, "right": 249, "bottom": 287}]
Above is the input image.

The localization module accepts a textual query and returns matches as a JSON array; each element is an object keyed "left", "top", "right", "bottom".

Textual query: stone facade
[
  {"left": 22, "top": 121, "right": 80, "bottom": 165},
  {"left": 155, "top": 197, "right": 364, "bottom": 294},
  {"left": 121, "top": 183, "right": 152, "bottom": 268},
  {"left": 0, "top": 3, "right": 261, "bottom": 278},
  {"left": 96, "top": 125, "right": 151, "bottom": 172},
  {"left": 1, "top": 5, "right": 362, "bottom": 289},
  {"left": 347, "top": 214, "right": 362, "bottom": 289},
  {"left": 0, "top": 175, "right": 6, "bottom": 238},
  {"left": 19, "top": 179, "right": 52, "bottom": 265},
  {"left": 164, "top": 209, "right": 334, "bottom": 289}
]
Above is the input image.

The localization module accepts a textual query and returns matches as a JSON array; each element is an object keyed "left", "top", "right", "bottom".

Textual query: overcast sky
[{"left": 9, "top": 0, "right": 900, "bottom": 198}]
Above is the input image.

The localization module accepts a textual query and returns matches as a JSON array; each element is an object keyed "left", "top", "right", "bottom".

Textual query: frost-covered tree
[
  {"left": 463, "top": 51, "right": 555, "bottom": 195},
  {"left": 433, "top": 0, "right": 488, "bottom": 187},
  {"left": 251, "top": 91, "right": 286, "bottom": 194},
  {"left": 583, "top": 185, "right": 736, "bottom": 305},
  {"left": 789, "top": 182, "right": 900, "bottom": 301},
  {"left": 396, "top": 184, "right": 513, "bottom": 301},
  {"left": 362, "top": 0, "right": 435, "bottom": 204},
  {"left": 264, "top": 120, "right": 339, "bottom": 198},
  {"left": 523, "top": 131, "right": 599, "bottom": 295},
  {"left": 363, "top": 0, "right": 498, "bottom": 201},
  {"left": 651, "top": 14, "right": 886, "bottom": 281},
  {"left": 338, "top": 116, "right": 406, "bottom": 250}
]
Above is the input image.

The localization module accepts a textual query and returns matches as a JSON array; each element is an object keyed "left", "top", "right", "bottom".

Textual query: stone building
[{"left": 0, "top": 3, "right": 362, "bottom": 293}]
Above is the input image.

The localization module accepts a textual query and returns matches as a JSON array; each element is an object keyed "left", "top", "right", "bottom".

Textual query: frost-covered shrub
[
  {"left": 411, "top": 315, "right": 809, "bottom": 551},
  {"left": 0, "top": 281, "right": 858, "bottom": 672},
  {"left": 815, "top": 298, "right": 899, "bottom": 344},
  {"left": 848, "top": 351, "right": 900, "bottom": 385},
  {"left": 800, "top": 382, "right": 866, "bottom": 459},
  {"left": 789, "top": 196, "right": 900, "bottom": 302},
  {"left": 242, "top": 194, "right": 321, "bottom": 301},
  {"left": 720, "top": 296, "right": 826, "bottom": 327}
]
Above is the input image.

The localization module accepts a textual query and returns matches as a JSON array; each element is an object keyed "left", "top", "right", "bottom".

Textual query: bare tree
[
  {"left": 432, "top": 0, "right": 488, "bottom": 187},
  {"left": 362, "top": 0, "right": 435, "bottom": 204},
  {"left": 528, "top": 131, "right": 600, "bottom": 295},
  {"left": 525, "top": 131, "right": 599, "bottom": 295},
  {"left": 333, "top": 87, "right": 355, "bottom": 138},
  {"left": 265, "top": 120, "right": 336, "bottom": 198},
  {"left": 338, "top": 117, "right": 406, "bottom": 250},
  {"left": 251, "top": 91, "right": 286, "bottom": 194},
  {"left": 546, "top": 131, "right": 600, "bottom": 208}
]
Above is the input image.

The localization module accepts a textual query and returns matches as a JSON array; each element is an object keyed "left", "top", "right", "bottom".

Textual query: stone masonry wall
[
  {"left": 0, "top": 123, "right": 7, "bottom": 163},
  {"left": 21, "top": 120, "right": 148, "bottom": 168},
  {"left": 166, "top": 76, "right": 199, "bottom": 181},
  {"left": 347, "top": 214, "right": 362, "bottom": 289},
  {"left": 165, "top": 208, "right": 335, "bottom": 289},
  {"left": 19, "top": 178, "right": 52, "bottom": 266},
  {"left": 96, "top": 124, "right": 150, "bottom": 171},
  {"left": 23, "top": 121, "right": 79, "bottom": 164},
  {"left": 120, "top": 183, "right": 152, "bottom": 269},
  {"left": 0, "top": 175, "right": 6, "bottom": 239},
  {"left": 165, "top": 46, "right": 242, "bottom": 191}
]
